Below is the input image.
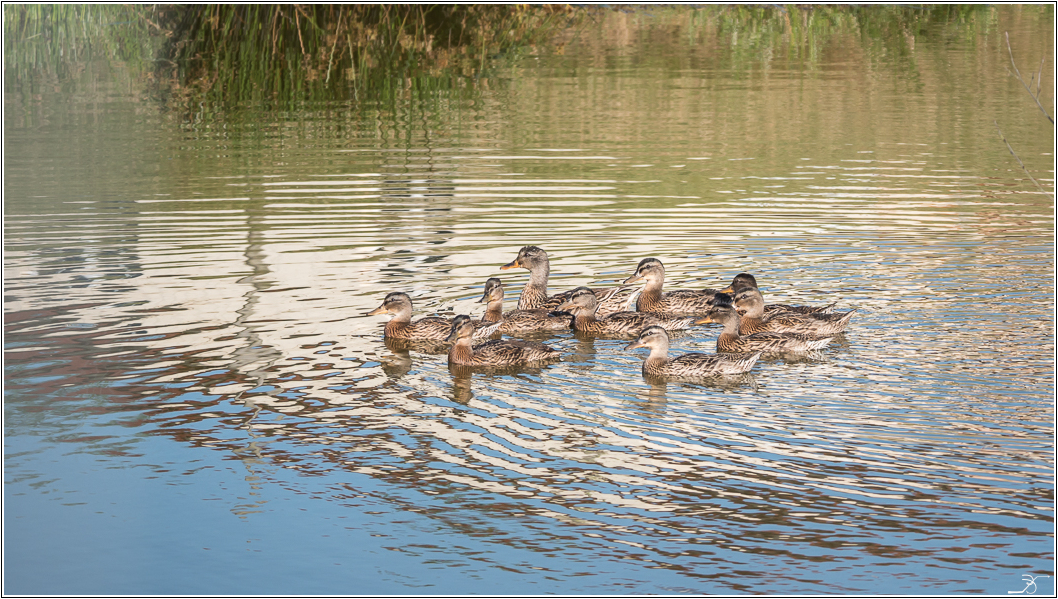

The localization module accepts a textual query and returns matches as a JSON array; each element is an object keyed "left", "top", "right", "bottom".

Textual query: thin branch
[
  {"left": 1006, "top": 32, "right": 1054, "bottom": 124},
  {"left": 1036, "top": 56, "right": 1044, "bottom": 99},
  {"left": 994, "top": 120, "right": 1048, "bottom": 196},
  {"left": 294, "top": 5, "right": 306, "bottom": 57},
  {"left": 325, "top": 6, "right": 343, "bottom": 84}
]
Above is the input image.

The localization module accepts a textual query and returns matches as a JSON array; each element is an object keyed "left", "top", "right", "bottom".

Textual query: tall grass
[
  {"left": 157, "top": 5, "right": 580, "bottom": 107},
  {"left": 4, "top": 4, "right": 579, "bottom": 108},
  {"left": 3, "top": 4, "right": 1021, "bottom": 111},
  {"left": 3, "top": 4, "right": 158, "bottom": 84}
]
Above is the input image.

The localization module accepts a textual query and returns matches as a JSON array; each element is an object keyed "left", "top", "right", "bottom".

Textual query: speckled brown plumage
[
  {"left": 477, "top": 278, "right": 573, "bottom": 334},
  {"left": 446, "top": 315, "right": 562, "bottom": 366},
  {"left": 500, "top": 245, "right": 632, "bottom": 317},
  {"left": 720, "top": 273, "right": 836, "bottom": 315},
  {"left": 734, "top": 288, "right": 855, "bottom": 336},
  {"left": 623, "top": 257, "right": 719, "bottom": 315},
  {"left": 557, "top": 287, "right": 695, "bottom": 337},
  {"left": 625, "top": 326, "right": 761, "bottom": 378},
  {"left": 368, "top": 292, "right": 501, "bottom": 341},
  {"left": 695, "top": 306, "right": 835, "bottom": 353}
]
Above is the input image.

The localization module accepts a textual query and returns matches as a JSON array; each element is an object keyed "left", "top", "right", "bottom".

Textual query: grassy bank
[{"left": 3, "top": 4, "right": 579, "bottom": 108}]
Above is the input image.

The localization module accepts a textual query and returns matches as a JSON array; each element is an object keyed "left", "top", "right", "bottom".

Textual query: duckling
[
  {"left": 625, "top": 325, "right": 761, "bottom": 377},
  {"left": 695, "top": 306, "right": 834, "bottom": 353},
  {"left": 556, "top": 287, "right": 695, "bottom": 337},
  {"left": 368, "top": 292, "right": 500, "bottom": 341},
  {"left": 477, "top": 278, "right": 573, "bottom": 334},
  {"left": 720, "top": 273, "right": 835, "bottom": 315},
  {"left": 447, "top": 315, "right": 562, "bottom": 367},
  {"left": 734, "top": 288, "right": 855, "bottom": 336},
  {"left": 623, "top": 257, "right": 719, "bottom": 315},
  {"left": 500, "top": 245, "right": 632, "bottom": 317}
]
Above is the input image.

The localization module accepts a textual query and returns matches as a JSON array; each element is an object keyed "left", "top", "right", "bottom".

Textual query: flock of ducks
[{"left": 368, "top": 246, "right": 855, "bottom": 380}]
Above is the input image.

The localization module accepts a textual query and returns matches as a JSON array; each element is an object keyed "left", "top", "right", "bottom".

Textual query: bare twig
[
  {"left": 325, "top": 6, "right": 343, "bottom": 84},
  {"left": 994, "top": 120, "right": 1048, "bottom": 195},
  {"left": 294, "top": 6, "right": 306, "bottom": 57},
  {"left": 1006, "top": 32, "right": 1054, "bottom": 124}
]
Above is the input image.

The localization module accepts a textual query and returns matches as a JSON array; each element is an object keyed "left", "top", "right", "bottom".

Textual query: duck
[
  {"left": 720, "top": 273, "right": 836, "bottom": 315},
  {"left": 368, "top": 292, "right": 501, "bottom": 341},
  {"left": 695, "top": 306, "right": 834, "bottom": 353},
  {"left": 622, "top": 257, "right": 719, "bottom": 315},
  {"left": 625, "top": 325, "right": 761, "bottom": 378},
  {"left": 447, "top": 315, "right": 562, "bottom": 367},
  {"left": 477, "top": 278, "right": 573, "bottom": 334},
  {"left": 733, "top": 288, "right": 855, "bottom": 336},
  {"left": 556, "top": 286, "right": 695, "bottom": 337},
  {"left": 500, "top": 245, "right": 632, "bottom": 317}
]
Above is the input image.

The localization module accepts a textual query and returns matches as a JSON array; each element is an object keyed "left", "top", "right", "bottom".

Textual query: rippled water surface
[{"left": 5, "top": 7, "right": 1054, "bottom": 594}]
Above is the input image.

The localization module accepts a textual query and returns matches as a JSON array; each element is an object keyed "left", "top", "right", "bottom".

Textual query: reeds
[
  {"left": 3, "top": 4, "right": 157, "bottom": 85},
  {"left": 4, "top": 4, "right": 579, "bottom": 108},
  {"left": 157, "top": 5, "right": 580, "bottom": 107}
]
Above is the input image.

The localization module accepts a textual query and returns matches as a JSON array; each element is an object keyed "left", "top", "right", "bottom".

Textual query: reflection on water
[{"left": 4, "top": 5, "right": 1054, "bottom": 595}]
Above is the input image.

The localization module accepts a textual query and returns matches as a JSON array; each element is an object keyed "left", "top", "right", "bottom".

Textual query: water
[{"left": 4, "top": 7, "right": 1054, "bottom": 594}]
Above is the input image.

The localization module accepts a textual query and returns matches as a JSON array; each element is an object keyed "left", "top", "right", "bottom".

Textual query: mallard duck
[
  {"left": 622, "top": 257, "right": 719, "bottom": 315},
  {"left": 734, "top": 288, "right": 855, "bottom": 336},
  {"left": 368, "top": 292, "right": 500, "bottom": 341},
  {"left": 625, "top": 325, "right": 761, "bottom": 377},
  {"left": 477, "top": 278, "right": 573, "bottom": 334},
  {"left": 695, "top": 306, "right": 834, "bottom": 353},
  {"left": 447, "top": 315, "right": 562, "bottom": 366},
  {"left": 556, "top": 287, "right": 695, "bottom": 337},
  {"left": 500, "top": 245, "right": 632, "bottom": 317},
  {"left": 720, "top": 273, "right": 835, "bottom": 315}
]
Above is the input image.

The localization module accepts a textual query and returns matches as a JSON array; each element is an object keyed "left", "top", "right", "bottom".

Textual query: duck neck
[
  {"left": 645, "top": 345, "right": 669, "bottom": 364},
  {"left": 383, "top": 305, "right": 413, "bottom": 336},
  {"left": 518, "top": 263, "right": 550, "bottom": 310},
  {"left": 572, "top": 311, "right": 599, "bottom": 332},
  {"left": 637, "top": 276, "right": 666, "bottom": 312},
  {"left": 448, "top": 337, "right": 476, "bottom": 365},
  {"left": 482, "top": 298, "right": 504, "bottom": 323},
  {"left": 737, "top": 298, "right": 767, "bottom": 334},
  {"left": 717, "top": 315, "right": 742, "bottom": 343}
]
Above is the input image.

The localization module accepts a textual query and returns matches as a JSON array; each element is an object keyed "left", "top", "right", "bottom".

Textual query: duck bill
[
  {"left": 499, "top": 258, "right": 520, "bottom": 270},
  {"left": 624, "top": 340, "right": 646, "bottom": 351},
  {"left": 367, "top": 305, "right": 388, "bottom": 316},
  {"left": 555, "top": 300, "right": 574, "bottom": 311},
  {"left": 718, "top": 285, "right": 734, "bottom": 294},
  {"left": 623, "top": 273, "right": 643, "bottom": 285},
  {"left": 446, "top": 326, "right": 460, "bottom": 343},
  {"left": 693, "top": 315, "right": 714, "bottom": 325}
]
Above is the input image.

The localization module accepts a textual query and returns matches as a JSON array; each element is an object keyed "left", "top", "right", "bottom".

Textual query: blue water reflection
[{"left": 5, "top": 6, "right": 1054, "bottom": 595}]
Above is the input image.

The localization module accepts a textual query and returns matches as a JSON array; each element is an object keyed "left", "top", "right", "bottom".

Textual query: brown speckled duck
[
  {"left": 368, "top": 292, "right": 500, "bottom": 341},
  {"left": 734, "top": 288, "right": 855, "bottom": 336},
  {"left": 477, "top": 278, "right": 573, "bottom": 334},
  {"left": 720, "top": 273, "right": 836, "bottom": 315},
  {"left": 447, "top": 315, "right": 562, "bottom": 367},
  {"left": 500, "top": 246, "right": 632, "bottom": 317},
  {"left": 623, "top": 257, "right": 719, "bottom": 315},
  {"left": 695, "top": 306, "right": 834, "bottom": 353},
  {"left": 556, "top": 287, "right": 695, "bottom": 337},
  {"left": 625, "top": 325, "right": 761, "bottom": 378}
]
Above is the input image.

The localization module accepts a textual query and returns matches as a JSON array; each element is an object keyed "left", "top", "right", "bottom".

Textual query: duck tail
[
  {"left": 837, "top": 309, "right": 857, "bottom": 326},
  {"left": 808, "top": 336, "right": 835, "bottom": 350},
  {"left": 740, "top": 351, "right": 763, "bottom": 372}
]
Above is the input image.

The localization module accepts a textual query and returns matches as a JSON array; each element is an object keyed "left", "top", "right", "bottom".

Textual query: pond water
[{"left": 4, "top": 6, "right": 1054, "bottom": 595}]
